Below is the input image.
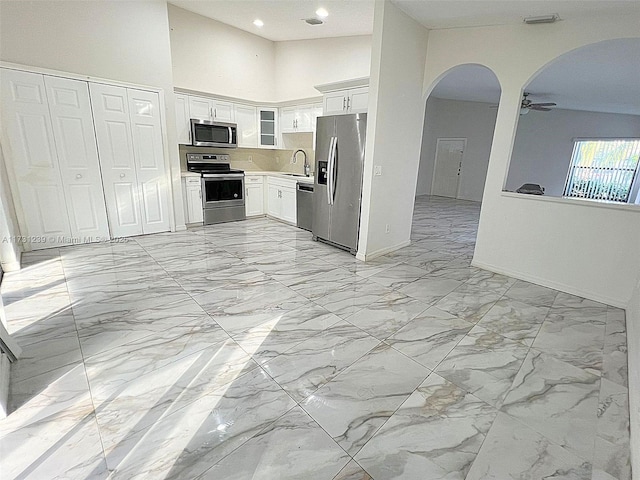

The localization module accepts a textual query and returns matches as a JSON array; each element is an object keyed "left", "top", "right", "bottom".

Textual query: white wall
[
  {"left": 357, "top": 0, "right": 428, "bottom": 259},
  {"left": 0, "top": 143, "right": 21, "bottom": 271},
  {"left": 0, "top": 0, "right": 185, "bottom": 231},
  {"left": 274, "top": 36, "right": 372, "bottom": 101},
  {"left": 506, "top": 108, "right": 640, "bottom": 196},
  {"left": 417, "top": 97, "right": 498, "bottom": 201},
  {"left": 168, "top": 4, "right": 276, "bottom": 101},
  {"left": 169, "top": 5, "right": 371, "bottom": 103},
  {"left": 628, "top": 277, "right": 640, "bottom": 478}
]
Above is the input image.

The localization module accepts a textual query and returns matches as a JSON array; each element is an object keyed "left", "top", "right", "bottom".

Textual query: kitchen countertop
[
  {"left": 181, "top": 171, "right": 201, "bottom": 178},
  {"left": 246, "top": 171, "right": 314, "bottom": 184},
  {"left": 181, "top": 170, "right": 314, "bottom": 184}
]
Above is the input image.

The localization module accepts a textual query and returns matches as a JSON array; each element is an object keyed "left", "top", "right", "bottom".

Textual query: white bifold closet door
[
  {"left": 0, "top": 69, "right": 109, "bottom": 249},
  {"left": 90, "top": 84, "right": 170, "bottom": 237},
  {"left": 44, "top": 76, "right": 110, "bottom": 242}
]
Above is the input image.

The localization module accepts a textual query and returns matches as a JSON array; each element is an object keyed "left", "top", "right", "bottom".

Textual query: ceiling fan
[{"left": 520, "top": 92, "right": 556, "bottom": 112}]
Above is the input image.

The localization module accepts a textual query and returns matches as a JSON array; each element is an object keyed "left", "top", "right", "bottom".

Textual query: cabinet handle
[
  {"left": 76, "top": 174, "right": 82, "bottom": 179},
  {"left": 343, "top": 97, "right": 346, "bottom": 110},
  {"left": 188, "top": 129, "right": 191, "bottom": 142},
  {"left": 347, "top": 97, "right": 351, "bottom": 110},
  {"left": 120, "top": 173, "right": 126, "bottom": 178},
  {"left": 214, "top": 108, "right": 217, "bottom": 118}
]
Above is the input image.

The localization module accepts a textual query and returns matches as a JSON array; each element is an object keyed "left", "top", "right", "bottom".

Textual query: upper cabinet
[
  {"left": 258, "top": 108, "right": 278, "bottom": 149},
  {"left": 323, "top": 87, "right": 369, "bottom": 115},
  {"left": 234, "top": 104, "right": 258, "bottom": 148},
  {"left": 174, "top": 91, "right": 325, "bottom": 149},
  {"left": 315, "top": 77, "right": 370, "bottom": 116},
  {"left": 280, "top": 104, "right": 323, "bottom": 133},
  {"left": 175, "top": 93, "right": 190, "bottom": 144},
  {"left": 188, "top": 95, "right": 235, "bottom": 122}
]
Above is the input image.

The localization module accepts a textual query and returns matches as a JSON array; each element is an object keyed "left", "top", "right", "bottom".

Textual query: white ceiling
[
  {"left": 168, "top": 0, "right": 375, "bottom": 42},
  {"left": 393, "top": 1, "right": 640, "bottom": 30}
]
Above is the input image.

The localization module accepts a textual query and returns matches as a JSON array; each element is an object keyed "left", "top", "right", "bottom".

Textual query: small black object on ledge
[{"left": 516, "top": 183, "right": 545, "bottom": 195}]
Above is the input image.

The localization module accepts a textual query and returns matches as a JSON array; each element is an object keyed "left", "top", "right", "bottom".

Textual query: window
[{"left": 563, "top": 139, "right": 640, "bottom": 203}]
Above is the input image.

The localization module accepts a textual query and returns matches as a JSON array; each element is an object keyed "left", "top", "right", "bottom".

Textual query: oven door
[{"left": 202, "top": 174, "right": 245, "bottom": 208}]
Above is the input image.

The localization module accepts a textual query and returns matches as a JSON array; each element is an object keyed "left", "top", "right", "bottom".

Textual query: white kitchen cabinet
[
  {"left": 188, "top": 95, "right": 235, "bottom": 122},
  {"left": 280, "top": 186, "right": 297, "bottom": 224},
  {"left": 245, "top": 175, "right": 265, "bottom": 216},
  {"left": 323, "top": 87, "right": 369, "bottom": 115},
  {"left": 258, "top": 108, "right": 278, "bottom": 148},
  {"left": 280, "top": 107, "right": 297, "bottom": 134},
  {"left": 91, "top": 84, "right": 171, "bottom": 237},
  {"left": 175, "top": 93, "right": 190, "bottom": 144},
  {"left": 280, "top": 104, "right": 323, "bottom": 133},
  {"left": 266, "top": 177, "right": 296, "bottom": 224},
  {"left": 182, "top": 176, "right": 203, "bottom": 224},
  {"left": 234, "top": 104, "right": 258, "bottom": 148},
  {"left": 0, "top": 69, "right": 111, "bottom": 250}
]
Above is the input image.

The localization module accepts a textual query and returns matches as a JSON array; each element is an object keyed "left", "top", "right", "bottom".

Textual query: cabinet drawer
[
  {"left": 245, "top": 175, "right": 263, "bottom": 183},
  {"left": 185, "top": 177, "right": 201, "bottom": 185}
]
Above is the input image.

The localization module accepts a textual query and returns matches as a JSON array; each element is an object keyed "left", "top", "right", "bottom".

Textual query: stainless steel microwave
[{"left": 190, "top": 119, "right": 237, "bottom": 148}]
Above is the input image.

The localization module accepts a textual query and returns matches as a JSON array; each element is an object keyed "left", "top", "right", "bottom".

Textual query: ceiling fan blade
[
  {"left": 529, "top": 106, "right": 552, "bottom": 111},
  {"left": 531, "top": 102, "right": 557, "bottom": 107}
]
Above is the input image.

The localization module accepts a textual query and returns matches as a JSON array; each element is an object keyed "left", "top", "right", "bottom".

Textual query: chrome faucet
[{"left": 293, "top": 149, "right": 310, "bottom": 177}]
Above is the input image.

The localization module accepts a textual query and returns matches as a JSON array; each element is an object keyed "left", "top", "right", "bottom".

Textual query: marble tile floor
[{"left": 0, "top": 195, "right": 630, "bottom": 480}]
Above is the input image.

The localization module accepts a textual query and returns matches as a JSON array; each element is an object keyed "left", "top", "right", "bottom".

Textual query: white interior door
[
  {"left": 127, "top": 89, "right": 170, "bottom": 235},
  {"left": 432, "top": 138, "right": 465, "bottom": 198},
  {"left": 45, "top": 76, "right": 110, "bottom": 243},
  {"left": 0, "top": 69, "right": 72, "bottom": 249},
  {"left": 90, "top": 83, "right": 143, "bottom": 237}
]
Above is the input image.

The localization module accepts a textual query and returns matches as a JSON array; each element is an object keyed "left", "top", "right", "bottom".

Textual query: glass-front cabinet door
[{"left": 258, "top": 107, "right": 278, "bottom": 149}]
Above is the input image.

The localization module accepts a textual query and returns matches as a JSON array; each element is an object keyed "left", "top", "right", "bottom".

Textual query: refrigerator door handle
[
  {"left": 330, "top": 136, "right": 337, "bottom": 205},
  {"left": 327, "top": 136, "right": 336, "bottom": 205}
]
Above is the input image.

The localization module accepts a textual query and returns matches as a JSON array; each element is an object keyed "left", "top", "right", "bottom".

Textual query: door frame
[
  {"left": 431, "top": 137, "right": 467, "bottom": 199},
  {"left": 0, "top": 61, "right": 177, "bottom": 251}
]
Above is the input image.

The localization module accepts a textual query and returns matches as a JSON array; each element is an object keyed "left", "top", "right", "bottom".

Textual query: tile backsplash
[{"left": 179, "top": 136, "right": 316, "bottom": 175}]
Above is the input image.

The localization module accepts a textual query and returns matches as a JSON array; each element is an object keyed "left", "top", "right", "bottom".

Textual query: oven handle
[{"left": 202, "top": 174, "right": 245, "bottom": 180}]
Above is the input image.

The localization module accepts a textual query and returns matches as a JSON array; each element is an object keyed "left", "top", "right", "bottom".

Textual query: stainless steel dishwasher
[{"left": 296, "top": 183, "right": 314, "bottom": 231}]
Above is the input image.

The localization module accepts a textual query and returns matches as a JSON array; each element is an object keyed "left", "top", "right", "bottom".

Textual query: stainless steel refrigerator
[{"left": 312, "top": 113, "right": 367, "bottom": 254}]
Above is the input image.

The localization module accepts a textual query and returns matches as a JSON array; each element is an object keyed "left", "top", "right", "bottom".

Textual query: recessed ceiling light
[
  {"left": 253, "top": 19, "right": 264, "bottom": 27},
  {"left": 316, "top": 8, "right": 328, "bottom": 18},
  {"left": 523, "top": 14, "right": 559, "bottom": 25}
]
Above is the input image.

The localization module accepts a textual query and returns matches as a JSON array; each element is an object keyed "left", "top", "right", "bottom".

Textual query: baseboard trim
[
  {"left": 356, "top": 239, "right": 411, "bottom": 262},
  {"left": 471, "top": 259, "right": 627, "bottom": 308},
  {"left": 175, "top": 224, "right": 188, "bottom": 232},
  {"left": 0, "top": 259, "right": 21, "bottom": 273}
]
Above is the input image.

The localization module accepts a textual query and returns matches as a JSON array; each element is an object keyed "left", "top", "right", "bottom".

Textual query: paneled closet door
[
  {"left": 44, "top": 76, "right": 110, "bottom": 243},
  {"left": 89, "top": 83, "right": 144, "bottom": 238},
  {"left": 0, "top": 69, "right": 72, "bottom": 249},
  {"left": 127, "top": 89, "right": 171, "bottom": 234}
]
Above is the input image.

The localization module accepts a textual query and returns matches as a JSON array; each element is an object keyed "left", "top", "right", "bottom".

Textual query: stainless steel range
[{"left": 186, "top": 153, "right": 246, "bottom": 225}]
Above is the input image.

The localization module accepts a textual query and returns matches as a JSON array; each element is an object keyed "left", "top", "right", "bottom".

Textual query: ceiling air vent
[
  {"left": 523, "top": 14, "right": 559, "bottom": 25},
  {"left": 304, "top": 18, "right": 324, "bottom": 26}
]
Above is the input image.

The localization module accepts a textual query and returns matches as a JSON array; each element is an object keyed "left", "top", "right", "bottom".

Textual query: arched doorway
[{"left": 416, "top": 64, "right": 502, "bottom": 203}]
